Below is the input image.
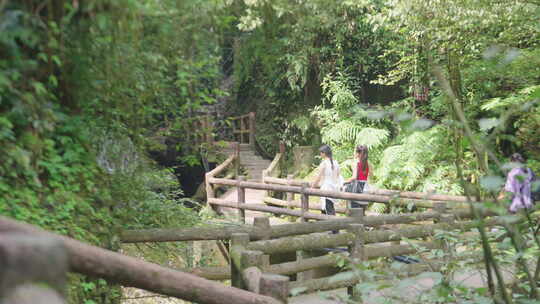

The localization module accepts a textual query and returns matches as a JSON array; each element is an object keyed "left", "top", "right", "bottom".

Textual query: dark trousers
[
  {"left": 322, "top": 199, "right": 338, "bottom": 234},
  {"left": 321, "top": 199, "right": 336, "bottom": 216}
]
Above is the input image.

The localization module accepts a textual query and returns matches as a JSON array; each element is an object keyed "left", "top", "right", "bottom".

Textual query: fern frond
[{"left": 355, "top": 127, "right": 389, "bottom": 149}]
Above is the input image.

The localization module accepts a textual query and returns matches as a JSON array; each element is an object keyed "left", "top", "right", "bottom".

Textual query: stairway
[{"left": 222, "top": 144, "right": 270, "bottom": 182}]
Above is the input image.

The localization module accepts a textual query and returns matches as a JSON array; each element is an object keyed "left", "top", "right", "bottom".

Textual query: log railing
[
  {"left": 205, "top": 142, "right": 240, "bottom": 203},
  {"left": 0, "top": 216, "right": 283, "bottom": 304},
  {"left": 173, "top": 208, "right": 507, "bottom": 299},
  {"left": 258, "top": 142, "right": 471, "bottom": 211},
  {"left": 208, "top": 178, "right": 474, "bottom": 217},
  {"left": 121, "top": 207, "right": 483, "bottom": 243}
]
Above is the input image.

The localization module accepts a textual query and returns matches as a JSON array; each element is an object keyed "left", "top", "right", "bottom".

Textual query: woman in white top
[{"left": 311, "top": 145, "right": 343, "bottom": 215}]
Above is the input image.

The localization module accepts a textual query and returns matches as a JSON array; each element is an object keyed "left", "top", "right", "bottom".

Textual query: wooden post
[
  {"left": 237, "top": 176, "right": 246, "bottom": 224},
  {"left": 260, "top": 274, "right": 289, "bottom": 303},
  {"left": 240, "top": 116, "right": 246, "bottom": 144},
  {"left": 205, "top": 115, "right": 212, "bottom": 145},
  {"left": 300, "top": 182, "right": 309, "bottom": 223},
  {"left": 349, "top": 207, "right": 365, "bottom": 219},
  {"left": 297, "top": 181, "right": 309, "bottom": 284},
  {"left": 253, "top": 217, "right": 271, "bottom": 240},
  {"left": 286, "top": 175, "right": 294, "bottom": 223},
  {"left": 433, "top": 202, "right": 447, "bottom": 223},
  {"left": 205, "top": 173, "right": 215, "bottom": 202},
  {"left": 439, "top": 214, "right": 455, "bottom": 260},
  {"left": 347, "top": 224, "right": 365, "bottom": 302},
  {"left": 0, "top": 234, "right": 68, "bottom": 304},
  {"left": 296, "top": 181, "right": 308, "bottom": 282},
  {"left": 230, "top": 233, "right": 250, "bottom": 289},
  {"left": 241, "top": 250, "right": 264, "bottom": 293},
  {"left": 262, "top": 255, "right": 271, "bottom": 270},
  {"left": 234, "top": 142, "right": 240, "bottom": 177},
  {"left": 249, "top": 112, "right": 256, "bottom": 149}
]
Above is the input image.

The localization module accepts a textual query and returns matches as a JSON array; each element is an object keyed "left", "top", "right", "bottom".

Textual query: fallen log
[{"left": 0, "top": 216, "right": 282, "bottom": 304}]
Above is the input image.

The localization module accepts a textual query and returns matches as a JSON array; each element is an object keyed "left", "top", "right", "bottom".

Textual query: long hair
[
  {"left": 319, "top": 144, "right": 334, "bottom": 170},
  {"left": 510, "top": 153, "right": 525, "bottom": 164},
  {"left": 356, "top": 145, "right": 368, "bottom": 172}
]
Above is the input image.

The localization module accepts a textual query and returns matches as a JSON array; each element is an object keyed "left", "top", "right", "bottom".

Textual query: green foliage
[{"left": 0, "top": 1, "right": 221, "bottom": 303}]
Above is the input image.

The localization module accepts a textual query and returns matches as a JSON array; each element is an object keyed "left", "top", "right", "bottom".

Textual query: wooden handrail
[
  {"left": 119, "top": 209, "right": 483, "bottom": 243},
  {"left": 207, "top": 154, "right": 237, "bottom": 178},
  {"left": 245, "top": 217, "right": 506, "bottom": 255},
  {"left": 0, "top": 217, "right": 282, "bottom": 304},
  {"left": 262, "top": 153, "right": 282, "bottom": 180},
  {"left": 262, "top": 176, "right": 469, "bottom": 203},
  {"left": 208, "top": 178, "right": 469, "bottom": 208},
  {"left": 208, "top": 198, "right": 336, "bottom": 220}
]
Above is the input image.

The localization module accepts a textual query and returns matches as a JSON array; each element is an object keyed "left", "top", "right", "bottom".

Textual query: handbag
[
  {"left": 344, "top": 180, "right": 366, "bottom": 208},
  {"left": 344, "top": 180, "right": 365, "bottom": 194}
]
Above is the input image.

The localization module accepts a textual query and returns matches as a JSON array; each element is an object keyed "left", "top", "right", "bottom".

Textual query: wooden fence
[
  {"left": 0, "top": 216, "right": 284, "bottom": 304},
  {"left": 261, "top": 144, "right": 470, "bottom": 211},
  {"left": 120, "top": 206, "right": 504, "bottom": 300}
]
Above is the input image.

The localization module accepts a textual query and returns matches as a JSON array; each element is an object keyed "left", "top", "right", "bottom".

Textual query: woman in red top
[{"left": 346, "top": 145, "right": 369, "bottom": 208}]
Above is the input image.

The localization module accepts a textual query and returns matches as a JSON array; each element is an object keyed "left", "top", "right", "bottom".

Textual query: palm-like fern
[
  {"left": 374, "top": 126, "right": 461, "bottom": 194},
  {"left": 321, "top": 120, "right": 389, "bottom": 149}
]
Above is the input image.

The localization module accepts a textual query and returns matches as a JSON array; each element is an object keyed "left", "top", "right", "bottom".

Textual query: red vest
[{"left": 357, "top": 161, "right": 369, "bottom": 181}]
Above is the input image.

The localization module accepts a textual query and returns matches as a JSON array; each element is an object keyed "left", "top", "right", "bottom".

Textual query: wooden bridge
[{"left": 0, "top": 112, "right": 518, "bottom": 304}]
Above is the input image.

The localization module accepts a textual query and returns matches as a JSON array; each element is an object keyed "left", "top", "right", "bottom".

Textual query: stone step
[
  {"left": 240, "top": 160, "right": 271, "bottom": 165},
  {"left": 241, "top": 164, "right": 270, "bottom": 168},
  {"left": 240, "top": 157, "right": 266, "bottom": 162}
]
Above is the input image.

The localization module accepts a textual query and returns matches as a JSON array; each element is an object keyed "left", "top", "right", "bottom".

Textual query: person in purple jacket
[{"left": 502, "top": 153, "right": 534, "bottom": 213}]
